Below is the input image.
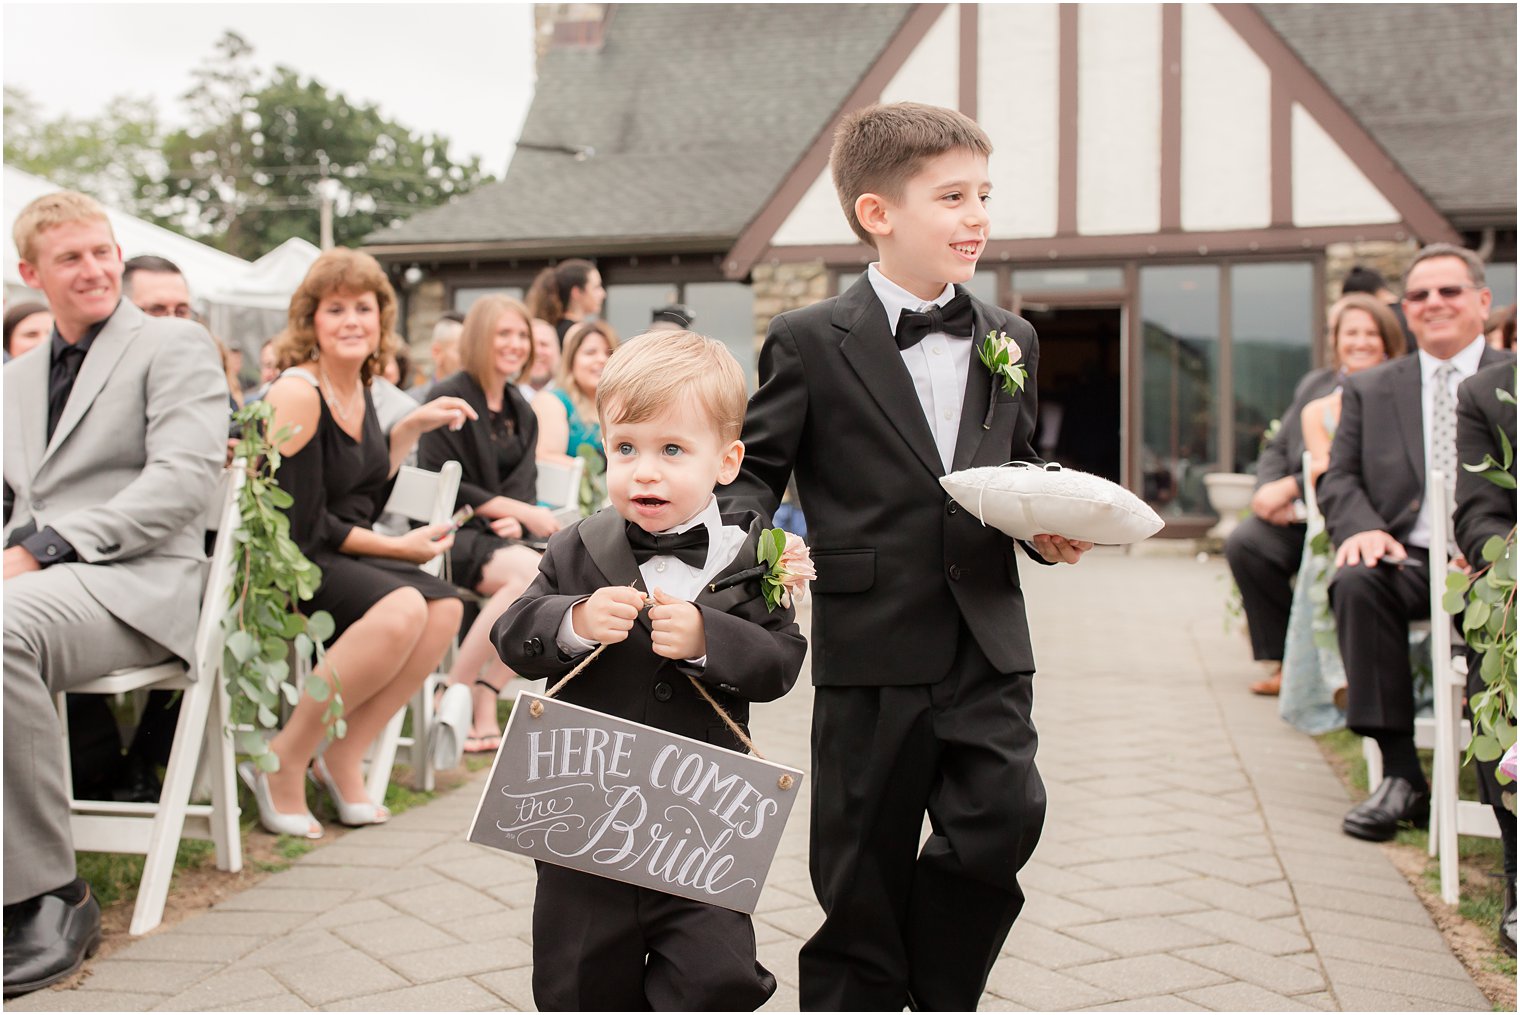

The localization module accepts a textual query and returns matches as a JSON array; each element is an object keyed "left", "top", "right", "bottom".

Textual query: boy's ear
[
  {"left": 854, "top": 192, "right": 893, "bottom": 241},
  {"left": 716, "top": 439, "right": 745, "bottom": 486}
]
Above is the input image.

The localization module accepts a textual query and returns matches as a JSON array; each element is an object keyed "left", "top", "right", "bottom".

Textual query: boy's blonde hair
[
  {"left": 597, "top": 331, "right": 747, "bottom": 442},
  {"left": 830, "top": 101, "right": 992, "bottom": 248},
  {"left": 13, "top": 190, "right": 114, "bottom": 264}
]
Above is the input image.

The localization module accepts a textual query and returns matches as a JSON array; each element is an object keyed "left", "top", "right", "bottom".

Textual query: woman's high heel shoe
[
  {"left": 310, "top": 755, "right": 389, "bottom": 827},
  {"left": 237, "top": 761, "right": 323, "bottom": 839}
]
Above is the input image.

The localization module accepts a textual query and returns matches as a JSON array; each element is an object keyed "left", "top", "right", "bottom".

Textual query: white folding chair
[
  {"left": 361, "top": 461, "right": 462, "bottom": 798},
  {"left": 536, "top": 456, "right": 586, "bottom": 525},
  {"left": 1426, "top": 469, "right": 1502, "bottom": 905},
  {"left": 56, "top": 465, "right": 245, "bottom": 936}
]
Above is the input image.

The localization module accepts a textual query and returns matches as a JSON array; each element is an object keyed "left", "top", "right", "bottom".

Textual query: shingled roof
[
  {"left": 1256, "top": 3, "right": 1516, "bottom": 225},
  {"left": 368, "top": 4, "right": 1514, "bottom": 253},
  {"left": 366, "top": 4, "right": 912, "bottom": 254}
]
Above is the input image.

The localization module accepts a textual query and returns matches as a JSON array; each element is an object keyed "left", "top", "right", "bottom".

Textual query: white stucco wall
[
  {"left": 1181, "top": 4, "right": 1271, "bottom": 231},
  {"left": 1292, "top": 104, "right": 1400, "bottom": 226},
  {"left": 981, "top": 3, "right": 1059, "bottom": 239},
  {"left": 878, "top": 4, "right": 959, "bottom": 110},
  {"left": 770, "top": 165, "right": 858, "bottom": 247},
  {"left": 1077, "top": 4, "right": 1161, "bottom": 235}
]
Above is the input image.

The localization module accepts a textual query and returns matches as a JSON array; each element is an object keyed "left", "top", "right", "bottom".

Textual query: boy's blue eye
[
  {"left": 615, "top": 443, "right": 635, "bottom": 456},
  {"left": 662, "top": 444, "right": 683, "bottom": 456}
]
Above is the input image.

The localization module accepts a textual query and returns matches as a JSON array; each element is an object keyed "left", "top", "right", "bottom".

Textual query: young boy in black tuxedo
[
  {"left": 723, "top": 101, "right": 1092, "bottom": 1010},
  {"left": 495, "top": 330, "right": 808, "bottom": 1011}
]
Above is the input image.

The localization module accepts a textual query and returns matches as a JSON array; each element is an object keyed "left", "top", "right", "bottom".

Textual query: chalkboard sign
[{"left": 469, "top": 691, "right": 804, "bottom": 914}]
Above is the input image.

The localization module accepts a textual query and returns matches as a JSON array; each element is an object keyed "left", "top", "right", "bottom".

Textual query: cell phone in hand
[
  {"left": 1377, "top": 555, "right": 1422, "bottom": 569},
  {"left": 432, "top": 504, "right": 475, "bottom": 540}
]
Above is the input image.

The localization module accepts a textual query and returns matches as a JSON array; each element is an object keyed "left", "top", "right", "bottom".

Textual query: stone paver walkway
[{"left": 12, "top": 551, "right": 1491, "bottom": 1011}]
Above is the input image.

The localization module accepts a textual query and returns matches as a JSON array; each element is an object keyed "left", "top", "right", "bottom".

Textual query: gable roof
[
  {"left": 366, "top": 3, "right": 912, "bottom": 254},
  {"left": 1255, "top": 3, "right": 1516, "bottom": 225}
]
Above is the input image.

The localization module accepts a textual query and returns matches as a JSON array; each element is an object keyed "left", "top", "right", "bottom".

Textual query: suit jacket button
[
  {"left": 653, "top": 682, "right": 674, "bottom": 702},
  {"left": 948, "top": 563, "right": 962, "bottom": 581},
  {"left": 947, "top": 500, "right": 959, "bottom": 516},
  {"left": 524, "top": 637, "right": 543, "bottom": 657}
]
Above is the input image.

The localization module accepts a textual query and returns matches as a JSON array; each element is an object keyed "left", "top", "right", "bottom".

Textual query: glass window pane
[
  {"left": 684, "top": 281, "right": 758, "bottom": 390},
  {"left": 1487, "top": 262, "right": 1516, "bottom": 309},
  {"left": 1140, "top": 265, "right": 1220, "bottom": 516},
  {"left": 1012, "top": 267, "right": 1124, "bottom": 292},
  {"left": 1231, "top": 262, "right": 1314, "bottom": 473},
  {"left": 454, "top": 286, "right": 523, "bottom": 313},
  {"left": 602, "top": 283, "right": 679, "bottom": 344}
]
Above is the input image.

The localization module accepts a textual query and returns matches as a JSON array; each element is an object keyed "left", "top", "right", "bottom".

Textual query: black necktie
[
  {"left": 47, "top": 344, "right": 88, "bottom": 441},
  {"left": 895, "top": 292, "right": 975, "bottom": 351},
  {"left": 626, "top": 522, "right": 709, "bottom": 567}
]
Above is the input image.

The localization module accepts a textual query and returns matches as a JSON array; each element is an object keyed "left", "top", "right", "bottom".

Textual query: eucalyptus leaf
[{"left": 1473, "top": 734, "right": 1503, "bottom": 762}]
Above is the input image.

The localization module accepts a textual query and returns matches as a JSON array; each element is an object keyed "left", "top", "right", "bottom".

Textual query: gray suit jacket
[{"left": 3, "top": 300, "right": 229, "bottom": 661}]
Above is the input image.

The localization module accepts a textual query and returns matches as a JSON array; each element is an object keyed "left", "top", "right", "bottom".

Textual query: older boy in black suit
[
  {"left": 496, "top": 331, "right": 807, "bottom": 1011},
  {"left": 724, "top": 102, "right": 1091, "bottom": 1010}
]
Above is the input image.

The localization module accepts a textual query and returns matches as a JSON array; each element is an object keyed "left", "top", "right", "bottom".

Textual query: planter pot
[{"left": 1203, "top": 472, "right": 1256, "bottom": 542}]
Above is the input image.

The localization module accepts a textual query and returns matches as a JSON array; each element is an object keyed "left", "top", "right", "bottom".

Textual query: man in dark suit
[
  {"left": 1224, "top": 364, "right": 1339, "bottom": 694},
  {"left": 3, "top": 192, "right": 227, "bottom": 995},
  {"left": 1453, "top": 359, "right": 1518, "bottom": 956},
  {"left": 1320, "top": 243, "right": 1514, "bottom": 842}
]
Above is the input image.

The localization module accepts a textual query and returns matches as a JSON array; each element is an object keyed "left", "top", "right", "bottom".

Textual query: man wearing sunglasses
[{"left": 1319, "top": 243, "right": 1514, "bottom": 843}]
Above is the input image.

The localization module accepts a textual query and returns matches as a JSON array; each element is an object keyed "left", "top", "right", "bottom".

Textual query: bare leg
[
  {"left": 321, "top": 596, "right": 463, "bottom": 803},
  {"left": 448, "top": 545, "right": 540, "bottom": 737},
  {"left": 263, "top": 589, "right": 431, "bottom": 818}
]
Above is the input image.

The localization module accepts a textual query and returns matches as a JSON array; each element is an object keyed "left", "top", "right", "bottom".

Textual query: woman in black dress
[
  {"left": 420, "top": 296, "right": 561, "bottom": 752},
  {"left": 246, "top": 249, "right": 476, "bottom": 838}
]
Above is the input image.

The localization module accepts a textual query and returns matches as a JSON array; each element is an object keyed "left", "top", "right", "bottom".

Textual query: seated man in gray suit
[
  {"left": 2, "top": 191, "right": 228, "bottom": 996},
  {"left": 1319, "top": 243, "right": 1513, "bottom": 843}
]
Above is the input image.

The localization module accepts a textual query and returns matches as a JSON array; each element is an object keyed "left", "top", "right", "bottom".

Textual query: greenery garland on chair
[
  {"left": 224, "top": 401, "right": 343, "bottom": 771},
  {"left": 1440, "top": 383, "right": 1516, "bottom": 800}
]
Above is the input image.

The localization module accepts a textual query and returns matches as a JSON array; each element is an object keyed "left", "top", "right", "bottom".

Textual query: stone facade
[
  {"left": 403, "top": 278, "right": 447, "bottom": 370},
  {"left": 749, "top": 260, "right": 829, "bottom": 355},
  {"left": 1324, "top": 238, "right": 1421, "bottom": 302}
]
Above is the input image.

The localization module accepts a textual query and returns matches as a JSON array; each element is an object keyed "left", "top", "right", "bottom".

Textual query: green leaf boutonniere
[
  {"left": 758, "top": 528, "right": 816, "bottom": 612},
  {"left": 979, "top": 330, "right": 1027, "bottom": 398}
]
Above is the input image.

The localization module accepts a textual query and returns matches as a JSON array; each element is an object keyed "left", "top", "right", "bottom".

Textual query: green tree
[
  {"left": 3, "top": 84, "right": 162, "bottom": 210},
  {"left": 145, "top": 32, "right": 493, "bottom": 258}
]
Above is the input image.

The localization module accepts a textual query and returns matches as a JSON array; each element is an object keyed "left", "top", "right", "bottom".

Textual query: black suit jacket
[
  {"left": 1257, "top": 366, "right": 1340, "bottom": 489},
  {"left": 1454, "top": 360, "right": 1518, "bottom": 565},
  {"left": 1320, "top": 345, "right": 1513, "bottom": 547},
  {"left": 722, "top": 275, "right": 1046, "bottom": 686},
  {"left": 416, "top": 371, "right": 539, "bottom": 511},
  {"left": 494, "top": 507, "right": 806, "bottom": 753}
]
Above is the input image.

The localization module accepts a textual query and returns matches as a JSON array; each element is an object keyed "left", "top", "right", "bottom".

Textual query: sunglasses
[{"left": 1403, "top": 285, "right": 1482, "bottom": 303}]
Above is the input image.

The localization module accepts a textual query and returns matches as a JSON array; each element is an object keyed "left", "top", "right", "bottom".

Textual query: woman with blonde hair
[
  {"left": 1279, "top": 292, "right": 1406, "bottom": 730},
  {"left": 248, "top": 248, "right": 477, "bottom": 837},
  {"left": 419, "top": 295, "right": 562, "bottom": 753},
  {"left": 532, "top": 318, "right": 619, "bottom": 466}
]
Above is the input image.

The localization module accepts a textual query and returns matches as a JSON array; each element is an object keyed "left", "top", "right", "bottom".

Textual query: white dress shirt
[
  {"left": 556, "top": 495, "right": 747, "bottom": 663},
  {"left": 868, "top": 263, "right": 973, "bottom": 473},
  {"left": 1405, "top": 335, "right": 1487, "bottom": 550}
]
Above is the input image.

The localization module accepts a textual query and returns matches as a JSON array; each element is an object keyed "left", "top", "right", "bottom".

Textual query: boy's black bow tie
[
  {"left": 895, "top": 292, "right": 974, "bottom": 350},
  {"left": 626, "top": 522, "right": 709, "bottom": 567}
]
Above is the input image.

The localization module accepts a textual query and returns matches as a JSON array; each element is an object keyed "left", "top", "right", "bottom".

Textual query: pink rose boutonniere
[
  {"left": 760, "top": 528, "right": 815, "bottom": 612},
  {"left": 978, "top": 330, "right": 1027, "bottom": 397}
]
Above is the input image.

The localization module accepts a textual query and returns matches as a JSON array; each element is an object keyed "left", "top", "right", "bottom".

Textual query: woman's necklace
[{"left": 318, "top": 364, "right": 363, "bottom": 425}]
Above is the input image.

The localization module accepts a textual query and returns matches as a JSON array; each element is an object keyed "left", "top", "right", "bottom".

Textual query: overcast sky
[{"left": 3, "top": 2, "right": 539, "bottom": 176}]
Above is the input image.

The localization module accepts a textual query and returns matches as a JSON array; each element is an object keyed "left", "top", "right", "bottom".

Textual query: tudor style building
[{"left": 365, "top": 3, "right": 1516, "bottom": 534}]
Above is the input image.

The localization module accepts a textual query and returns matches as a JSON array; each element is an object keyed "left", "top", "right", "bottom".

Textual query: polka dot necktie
[{"left": 1431, "top": 361, "right": 1458, "bottom": 545}]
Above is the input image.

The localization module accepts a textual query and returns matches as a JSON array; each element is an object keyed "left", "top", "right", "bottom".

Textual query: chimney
[{"left": 534, "top": 4, "right": 611, "bottom": 66}]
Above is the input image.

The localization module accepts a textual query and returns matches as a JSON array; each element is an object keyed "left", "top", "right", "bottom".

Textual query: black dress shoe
[
  {"left": 1501, "top": 877, "right": 1516, "bottom": 958},
  {"left": 1342, "top": 776, "right": 1430, "bottom": 842},
  {"left": 2, "top": 887, "right": 101, "bottom": 997},
  {"left": 110, "top": 753, "right": 162, "bottom": 804}
]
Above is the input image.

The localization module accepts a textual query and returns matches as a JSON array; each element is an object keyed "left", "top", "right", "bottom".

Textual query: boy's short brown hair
[
  {"left": 13, "top": 190, "right": 114, "bottom": 264},
  {"left": 830, "top": 101, "right": 993, "bottom": 247},
  {"left": 597, "top": 331, "right": 747, "bottom": 442}
]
